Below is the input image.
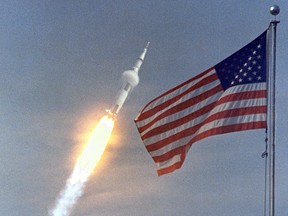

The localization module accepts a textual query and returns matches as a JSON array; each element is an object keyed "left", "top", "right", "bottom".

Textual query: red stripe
[
  {"left": 188, "top": 121, "right": 267, "bottom": 147},
  {"left": 203, "top": 106, "right": 267, "bottom": 125},
  {"left": 157, "top": 161, "right": 183, "bottom": 176},
  {"left": 216, "top": 90, "right": 266, "bottom": 106},
  {"left": 156, "top": 121, "right": 267, "bottom": 175},
  {"left": 157, "top": 151, "right": 186, "bottom": 176},
  {"left": 137, "top": 67, "right": 214, "bottom": 119},
  {"left": 146, "top": 106, "right": 266, "bottom": 152},
  {"left": 141, "top": 89, "right": 266, "bottom": 138},
  {"left": 143, "top": 90, "right": 266, "bottom": 144},
  {"left": 138, "top": 87, "right": 266, "bottom": 139},
  {"left": 152, "top": 121, "right": 266, "bottom": 163},
  {"left": 138, "top": 84, "right": 222, "bottom": 134},
  {"left": 135, "top": 72, "right": 218, "bottom": 121},
  {"left": 153, "top": 145, "right": 187, "bottom": 163},
  {"left": 141, "top": 102, "right": 218, "bottom": 139},
  {"left": 144, "top": 105, "right": 266, "bottom": 144}
]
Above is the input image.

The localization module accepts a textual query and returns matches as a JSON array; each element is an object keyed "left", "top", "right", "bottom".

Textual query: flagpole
[{"left": 268, "top": 5, "right": 280, "bottom": 216}]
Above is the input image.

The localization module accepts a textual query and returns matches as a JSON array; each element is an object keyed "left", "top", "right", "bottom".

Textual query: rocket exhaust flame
[
  {"left": 50, "top": 115, "right": 114, "bottom": 216},
  {"left": 50, "top": 44, "right": 148, "bottom": 216}
]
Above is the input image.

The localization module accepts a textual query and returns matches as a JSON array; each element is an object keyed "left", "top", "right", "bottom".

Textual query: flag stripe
[
  {"left": 153, "top": 120, "right": 266, "bottom": 164},
  {"left": 156, "top": 120, "right": 267, "bottom": 175},
  {"left": 136, "top": 69, "right": 218, "bottom": 121},
  {"left": 137, "top": 82, "right": 266, "bottom": 134},
  {"left": 147, "top": 105, "right": 266, "bottom": 157},
  {"left": 136, "top": 83, "right": 266, "bottom": 135},
  {"left": 141, "top": 92, "right": 266, "bottom": 148},
  {"left": 136, "top": 81, "right": 222, "bottom": 132},
  {"left": 138, "top": 67, "right": 214, "bottom": 114},
  {"left": 138, "top": 84, "right": 223, "bottom": 134},
  {"left": 143, "top": 106, "right": 266, "bottom": 151},
  {"left": 142, "top": 102, "right": 218, "bottom": 140},
  {"left": 157, "top": 159, "right": 184, "bottom": 176},
  {"left": 140, "top": 90, "right": 266, "bottom": 140},
  {"left": 146, "top": 107, "right": 266, "bottom": 153}
]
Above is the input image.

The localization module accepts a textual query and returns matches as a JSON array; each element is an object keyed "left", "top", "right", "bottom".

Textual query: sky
[{"left": 1, "top": 1, "right": 288, "bottom": 216}]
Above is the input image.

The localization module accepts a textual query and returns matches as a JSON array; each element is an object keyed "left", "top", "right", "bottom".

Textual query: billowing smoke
[{"left": 49, "top": 171, "right": 86, "bottom": 216}]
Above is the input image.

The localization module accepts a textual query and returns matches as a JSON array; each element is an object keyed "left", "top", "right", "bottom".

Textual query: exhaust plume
[
  {"left": 50, "top": 44, "right": 148, "bottom": 216},
  {"left": 50, "top": 115, "right": 114, "bottom": 216}
]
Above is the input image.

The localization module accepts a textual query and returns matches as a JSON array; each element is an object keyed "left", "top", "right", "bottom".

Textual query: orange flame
[
  {"left": 71, "top": 115, "right": 114, "bottom": 182},
  {"left": 50, "top": 115, "right": 115, "bottom": 216}
]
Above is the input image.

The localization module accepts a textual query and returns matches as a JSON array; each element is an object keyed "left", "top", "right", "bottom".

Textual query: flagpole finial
[{"left": 270, "top": 5, "right": 280, "bottom": 16}]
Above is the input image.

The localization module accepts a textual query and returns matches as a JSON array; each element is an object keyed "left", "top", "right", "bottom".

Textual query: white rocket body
[{"left": 109, "top": 43, "right": 149, "bottom": 116}]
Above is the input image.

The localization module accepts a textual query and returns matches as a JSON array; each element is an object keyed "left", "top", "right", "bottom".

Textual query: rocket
[{"left": 107, "top": 42, "right": 149, "bottom": 118}]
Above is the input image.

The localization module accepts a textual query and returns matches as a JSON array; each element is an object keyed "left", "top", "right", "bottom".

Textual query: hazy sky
[{"left": 1, "top": 1, "right": 288, "bottom": 216}]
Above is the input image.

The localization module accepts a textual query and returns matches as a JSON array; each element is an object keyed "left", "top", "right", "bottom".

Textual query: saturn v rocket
[{"left": 107, "top": 42, "right": 149, "bottom": 118}]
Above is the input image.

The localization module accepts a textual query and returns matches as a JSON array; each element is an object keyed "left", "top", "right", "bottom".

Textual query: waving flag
[{"left": 135, "top": 31, "right": 268, "bottom": 176}]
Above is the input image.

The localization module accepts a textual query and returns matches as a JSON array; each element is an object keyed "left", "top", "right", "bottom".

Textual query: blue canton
[{"left": 215, "top": 32, "right": 267, "bottom": 91}]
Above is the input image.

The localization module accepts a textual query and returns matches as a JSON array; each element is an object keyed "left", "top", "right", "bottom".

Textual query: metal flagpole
[{"left": 268, "top": 5, "right": 280, "bottom": 216}]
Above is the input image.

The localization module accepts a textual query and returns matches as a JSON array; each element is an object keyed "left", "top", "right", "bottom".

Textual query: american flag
[{"left": 135, "top": 31, "right": 268, "bottom": 176}]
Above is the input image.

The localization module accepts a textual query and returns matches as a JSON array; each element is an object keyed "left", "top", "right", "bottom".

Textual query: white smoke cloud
[{"left": 49, "top": 171, "right": 87, "bottom": 216}]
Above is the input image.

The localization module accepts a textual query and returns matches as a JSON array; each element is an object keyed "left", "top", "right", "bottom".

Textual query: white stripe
[
  {"left": 136, "top": 78, "right": 221, "bottom": 129},
  {"left": 140, "top": 91, "right": 223, "bottom": 137},
  {"left": 143, "top": 109, "right": 210, "bottom": 146},
  {"left": 137, "top": 82, "right": 265, "bottom": 131},
  {"left": 223, "top": 82, "right": 266, "bottom": 96},
  {"left": 141, "top": 82, "right": 266, "bottom": 140},
  {"left": 142, "top": 97, "right": 266, "bottom": 146},
  {"left": 149, "top": 113, "right": 266, "bottom": 158},
  {"left": 156, "top": 154, "right": 181, "bottom": 170},
  {"left": 150, "top": 135, "right": 192, "bottom": 157},
  {"left": 144, "top": 68, "right": 216, "bottom": 111},
  {"left": 197, "top": 113, "right": 266, "bottom": 135},
  {"left": 208, "top": 97, "right": 266, "bottom": 119}
]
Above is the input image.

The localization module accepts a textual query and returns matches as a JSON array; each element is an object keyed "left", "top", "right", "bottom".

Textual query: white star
[
  {"left": 248, "top": 66, "right": 252, "bottom": 71},
  {"left": 257, "top": 44, "right": 261, "bottom": 49},
  {"left": 248, "top": 56, "right": 252, "bottom": 61},
  {"left": 243, "top": 72, "right": 247, "bottom": 77},
  {"left": 257, "top": 65, "right": 262, "bottom": 70},
  {"left": 248, "top": 77, "right": 252, "bottom": 81},
  {"left": 239, "top": 78, "right": 243, "bottom": 82},
  {"left": 253, "top": 61, "right": 257, "bottom": 65},
  {"left": 253, "top": 51, "right": 257, "bottom": 55},
  {"left": 257, "top": 76, "right": 262, "bottom": 80},
  {"left": 257, "top": 55, "right": 261, "bottom": 59}
]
